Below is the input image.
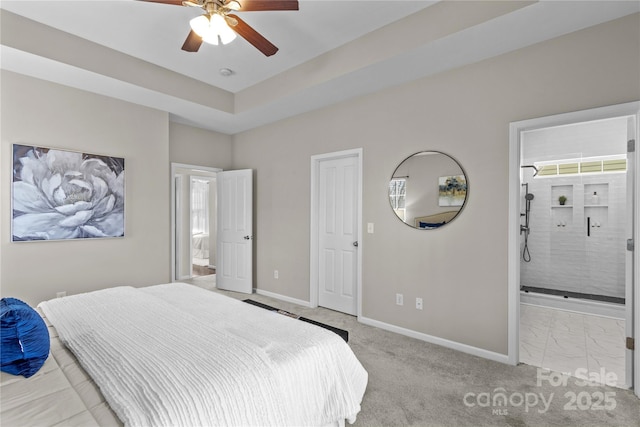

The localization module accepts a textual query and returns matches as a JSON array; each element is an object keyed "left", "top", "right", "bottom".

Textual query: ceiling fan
[{"left": 139, "top": 0, "right": 299, "bottom": 56}]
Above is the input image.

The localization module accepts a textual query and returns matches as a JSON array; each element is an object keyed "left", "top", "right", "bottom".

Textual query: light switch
[{"left": 367, "top": 223, "right": 374, "bottom": 234}]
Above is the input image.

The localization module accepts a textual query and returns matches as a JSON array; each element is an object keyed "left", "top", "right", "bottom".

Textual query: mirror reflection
[{"left": 389, "top": 151, "right": 468, "bottom": 229}]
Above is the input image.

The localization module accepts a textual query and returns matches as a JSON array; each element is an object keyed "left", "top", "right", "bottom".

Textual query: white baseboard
[
  {"left": 254, "top": 288, "right": 312, "bottom": 308},
  {"left": 520, "top": 291, "right": 625, "bottom": 319},
  {"left": 358, "top": 316, "right": 510, "bottom": 365},
  {"left": 255, "top": 289, "right": 510, "bottom": 364}
]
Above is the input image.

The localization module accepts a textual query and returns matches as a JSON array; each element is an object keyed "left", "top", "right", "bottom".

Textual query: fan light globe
[
  {"left": 190, "top": 14, "right": 237, "bottom": 46},
  {"left": 212, "top": 13, "right": 237, "bottom": 44}
]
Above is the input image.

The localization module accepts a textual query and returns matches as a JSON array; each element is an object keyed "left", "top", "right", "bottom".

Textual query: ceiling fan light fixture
[
  {"left": 189, "top": 15, "right": 215, "bottom": 43},
  {"left": 189, "top": 13, "right": 237, "bottom": 46},
  {"left": 212, "top": 13, "right": 237, "bottom": 44},
  {"left": 226, "top": 0, "right": 241, "bottom": 11}
]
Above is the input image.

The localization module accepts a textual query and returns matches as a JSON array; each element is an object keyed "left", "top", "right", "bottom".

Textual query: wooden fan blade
[
  {"left": 137, "top": 0, "right": 184, "bottom": 5},
  {"left": 182, "top": 30, "right": 203, "bottom": 52},
  {"left": 227, "top": 14, "right": 278, "bottom": 56},
  {"left": 237, "top": 0, "right": 298, "bottom": 11}
]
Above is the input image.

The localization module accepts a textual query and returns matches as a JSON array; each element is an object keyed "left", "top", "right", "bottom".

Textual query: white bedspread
[{"left": 38, "top": 283, "right": 367, "bottom": 427}]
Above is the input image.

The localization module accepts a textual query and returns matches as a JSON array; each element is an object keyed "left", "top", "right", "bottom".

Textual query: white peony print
[{"left": 12, "top": 145, "right": 125, "bottom": 241}]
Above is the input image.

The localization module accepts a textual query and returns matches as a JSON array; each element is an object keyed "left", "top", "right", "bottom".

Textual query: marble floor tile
[
  {"left": 520, "top": 304, "right": 553, "bottom": 328},
  {"left": 520, "top": 305, "right": 626, "bottom": 388},
  {"left": 519, "top": 332, "right": 546, "bottom": 367},
  {"left": 545, "top": 328, "right": 587, "bottom": 357},
  {"left": 550, "top": 309, "right": 585, "bottom": 335},
  {"left": 541, "top": 352, "right": 589, "bottom": 376},
  {"left": 584, "top": 314, "right": 625, "bottom": 338},
  {"left": 587, "top": 353, "right": 625, "bottom": 388}
]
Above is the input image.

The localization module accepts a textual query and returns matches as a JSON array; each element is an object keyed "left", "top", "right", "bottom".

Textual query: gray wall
[
  {"left": 1, "top": 71, "right": 170, "bottom": 305},
  {"left": 169, "top": 122, "right": 232, "bottom": 170},
  {"left": 0, "top": 73, "right": 233, "bottom": 305},
  {"left": 233, "top": 14, "right": 640, "bottom": 355}
]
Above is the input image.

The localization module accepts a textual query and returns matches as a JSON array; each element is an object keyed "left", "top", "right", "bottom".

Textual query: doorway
[
  {"left": 508, "top": 102, "right": 639, "bottom": 395},
  {"left": 190, "top": 176, "right": 216, "bottom": 277},
  {"left": 171, "top": 163, "right": 221, "bottom": 282},
  {"left": 310, "top": 149, "right": 363, "bottom": 316}
]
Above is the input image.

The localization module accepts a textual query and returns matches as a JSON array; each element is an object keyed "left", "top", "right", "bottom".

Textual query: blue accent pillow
[{"left": 1, "top": 297, "right": 50, "bottom": 378}]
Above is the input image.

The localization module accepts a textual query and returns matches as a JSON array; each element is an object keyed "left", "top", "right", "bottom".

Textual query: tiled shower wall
[
  {"left": 520, "top": 117, "right": 629, "bottom": 300},
  {"left": 520, "top": 173, "right": 627, "bottom": 298}
]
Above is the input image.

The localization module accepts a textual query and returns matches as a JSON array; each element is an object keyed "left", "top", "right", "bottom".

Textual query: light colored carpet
[{"left": 183, "top": 276, "right": 640, "bottom": 426}]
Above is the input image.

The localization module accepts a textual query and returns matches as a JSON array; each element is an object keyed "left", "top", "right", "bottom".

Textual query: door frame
[
  {"left": 507, "top": 102, "right": 640, "bottom": 395},
  {"left": 170, "top": 162, "right": 222, "bottom": 282},
  {"left": 310, "top": 148, "right": 363, "bottom": 317}
]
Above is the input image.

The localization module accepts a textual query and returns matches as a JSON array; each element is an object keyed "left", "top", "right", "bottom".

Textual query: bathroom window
[
  {"left": 191, "top": 179, "right": 210, "bottom": 234},
  {"left": 535, "top": 155, "right": 627, "bottom": 177}
]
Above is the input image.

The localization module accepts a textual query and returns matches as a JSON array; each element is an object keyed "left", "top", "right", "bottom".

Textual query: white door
[
  {"left": 216, "top": 169, "right": 253, "bottom": 294},
  {"left": 624, "top": 115, "right": 636, "bottom": 389},
  {"left": 318, "top": 156, "right": 359, "bottom": 315}
]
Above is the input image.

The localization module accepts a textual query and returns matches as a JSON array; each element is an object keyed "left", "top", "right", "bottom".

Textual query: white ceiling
[{"left": 1, "top": 0, "right": 639, "bottom": 134}]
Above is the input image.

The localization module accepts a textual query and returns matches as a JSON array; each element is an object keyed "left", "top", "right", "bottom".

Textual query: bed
[
  {"left": 414, "top": 210, "right": 459, "bottom": 229},
  {"left": 1, "top": 283, "right": 368, "bottom": 426},
  {"left": 192, "top": 232, "right": 210, "bottom": 265}
]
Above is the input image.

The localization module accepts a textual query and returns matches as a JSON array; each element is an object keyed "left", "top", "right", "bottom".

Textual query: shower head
[
  {"left": 525, "top": 193, "right": 534, "bottom": 201},
  {"left": 521, "top": 165, "right": 539, "bottom": 177}
]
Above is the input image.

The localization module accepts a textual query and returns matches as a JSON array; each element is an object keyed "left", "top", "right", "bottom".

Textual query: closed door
[
  {"left": 216, "top": 169, "right": 253, "bottom": 294},
  {"left": 318, "top": 156, "right": 359, "bottom": 315}
]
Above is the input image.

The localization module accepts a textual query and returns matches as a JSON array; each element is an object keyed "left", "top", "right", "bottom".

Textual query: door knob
[
  {"left": 353, "top": 241, "right": 358, "bottom": 247},
  {"left": 244, "top": 235, "right": 252, "bottom": 240}
]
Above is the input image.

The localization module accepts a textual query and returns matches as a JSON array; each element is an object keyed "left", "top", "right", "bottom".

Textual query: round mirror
[{"left": 389, "top": 151, "right": 468, "bottom": 229}]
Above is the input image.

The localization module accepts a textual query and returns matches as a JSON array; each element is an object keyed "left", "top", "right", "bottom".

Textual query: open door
[
  {"left": 216, "top": 169, "right": 253, "bottom": 294},
  {"left": 625, "top": 115, "right": 636, "bottom": 390}
]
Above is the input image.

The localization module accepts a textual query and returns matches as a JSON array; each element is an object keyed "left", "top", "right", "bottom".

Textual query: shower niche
[
  {"left": 584, "top": 183, "right": 609, "bottom": 234},
  {"left": 551, "top": 184, "right": 573, "bottom": 207},
  {"left": 537, "top": 179, "right": 622, "bottom": 302},
  {"left": 551, "top": 184, "right": 573, "bottom": 229}
]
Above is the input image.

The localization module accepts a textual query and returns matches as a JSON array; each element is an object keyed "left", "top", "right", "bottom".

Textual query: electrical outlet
[
  {"left": 56, "top": 291, "right": 67, "bottom": 298},
  {"left": 367, "top": 223, "right": 374, "bottom": 234},
  {"left": 396, "top": 293, "right": 403, "bottom": 306},
  {"left": 416, "top": 297, "right": 423, "bottom": 310},
  {"left": 274, "top": 270, "right": 279, "bottom": 279}
]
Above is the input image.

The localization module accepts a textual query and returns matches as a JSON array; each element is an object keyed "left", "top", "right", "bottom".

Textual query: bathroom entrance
[
  {"left": 508, "top": 102, "right": 639, "bottom": 393},
  {"left": 171, "top": 163, "right": 220, "bottom": 282}
]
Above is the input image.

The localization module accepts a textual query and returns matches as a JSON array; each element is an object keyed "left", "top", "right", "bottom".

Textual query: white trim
[
  {"left": 359, "top": 316, "right": 509, "bottom": 364},
  {"left": 508, "top": 121, "right": 522, "bottom": 365},
  {"left": 309, "top": 148, "right": 363, "bottom": 317},
  {"left": 170, "top": 162, "right": 222, "bottom": 282},
  {"left": 634, "top": 110, "right": 640, "bottom": 399},
  {"left": 254, "top": 288, "right": 312, "bottom": 308},
  {"left": 255, "top": 288, "right": 511, "bottom": 365},
  {"left": 508, "top": 102, "right": 640, "bottom": 391}
]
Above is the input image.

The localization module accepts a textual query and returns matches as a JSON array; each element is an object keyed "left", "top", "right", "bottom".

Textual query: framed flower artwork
[{"left": 11, "top": 144, "right": 125, "bottom": 241}]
